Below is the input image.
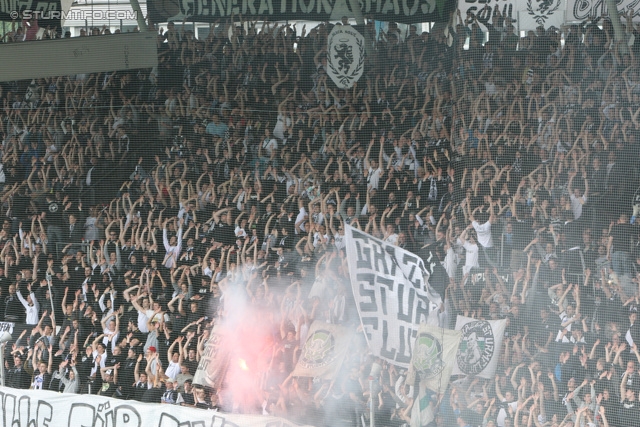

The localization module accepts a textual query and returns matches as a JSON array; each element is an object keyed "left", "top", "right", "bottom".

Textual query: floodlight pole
[{"left": 129, "top": 0, "right": 148, "bottom": 32}]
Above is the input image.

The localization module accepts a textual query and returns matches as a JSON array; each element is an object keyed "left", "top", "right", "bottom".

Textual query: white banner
[
  {"left": 408, "top": 324, "right": 461, "bottom": 427},
  {"left": 405, "top": 323, "right": 461, "bottom": 392},
  {"left": 0, "top": 322, "right": 14, "bottom": 334},
  {"left": 291, "top": 321, "right": 353, "bottom": 380},
  {"left": 566, "top": 0, "right": 640, "bottom": 21},
  {"left": 0, "top": 387, "right": 311, "bottom": 427},
  {"left": 519, "top": 6, "right": 565, "bottom": 31},
  {"left": 327, "top": 25, "right": 365, "bottom": 90},
  {"left": 452, "top": 315, "right": 507, "bottom": 379},
  {"left": 345, "top": 225, "right": 441, "bottom": 368},
  {"left": 459, "top": 0, "right": 564, "bottom": 32},
  {"left": 193, "top": 324, "right": 229, "bottom": 390}
]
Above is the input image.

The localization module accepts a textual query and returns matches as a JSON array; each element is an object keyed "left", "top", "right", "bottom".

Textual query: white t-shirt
[
  {"left": 367, "top": 167, "right": 381, "bottom": 190},
  {"left": 234, "top": 225, "right": 247, "bottom": 238},
  {"left": 569, "top": 193, "right": 586, "bottom": 219},
  {"left": 295, "top": 208, "right": 308, "bottom": 233},
  {"left": 165, "top": 360, "right": 181, "bottom": 379},
  {"left": 472, "top": 220, "right": 493, "bottom": 248},
  {"left": 262, "top": 138, "right": 278, "bottom": 156},
  {"left": 385, "top": 233, "right": 399, "bottom": 245},
  {"left": 497, "top": 400, "right": 518, "bottom": 427},
  {"left": 460, "top": 239, "right": 479, "bottom": 275}
]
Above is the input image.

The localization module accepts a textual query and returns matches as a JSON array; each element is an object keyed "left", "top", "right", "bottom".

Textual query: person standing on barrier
[{"left": 468, "top": 198, "right": 498, "bottom": 269}]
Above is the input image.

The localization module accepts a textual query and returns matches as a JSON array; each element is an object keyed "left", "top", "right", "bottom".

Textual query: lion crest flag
[
  {"left": 327, "top": 25, "right": 365, "bottom": 89},
  {"left": 452, "top": 315, "right": 507, "bottom": 379},
  {"left": 406, "top": 323, "right": 461, "bottom": 394},
  {"left": 291, "top": 321, "right": 353, "bottom": 379}
]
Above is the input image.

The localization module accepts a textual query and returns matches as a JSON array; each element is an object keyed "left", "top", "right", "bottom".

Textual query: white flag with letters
[
  {"left": 452, "top": 315, "right": 507, "bottom": 379},
  {"left": 344, "top": 225, "right": 441, "bottom": 368}
]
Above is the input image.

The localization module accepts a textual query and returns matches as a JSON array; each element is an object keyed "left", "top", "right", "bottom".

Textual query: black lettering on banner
[
  {"left": 395, "top": 325, "right": 415, "bottom": 364},
  {"left": 377, "top": 276, "right": 394, "bottom": 316},
  {"left": 0, "top": 390, "right": 259, "bottom": 427},
  {"left": 464, "top": 0, "right": 512, "bottom": 25},
  {"left": 0, "top": 322, "right": 14, "bottom": 333},
  {"left": 69, "top": 401, "right": 141, "bottom": 427},
  {"left": 414, "top": 293, "right": 430, "bottom": 324},
  {"left": 571, "top": 0, "right": 640, "bottom": 20},
  {"left": 0, "top": 391, "right": 53, "bottom": 427},
  {"left": 160, "top": 413, "right": 241, "bottom": 427},
  {"left": 371, "top": 241, "right": 389, "bottom": 275},
  {"left": 354, "top": 239, "right": 373, "bottom": 270},
  {"left": 384, "top": 245, "right": 398, "bottom": 276},
  {"left": 357, "top": 273, "right": 377, "bottom": 312},
  {"left": 380, "top": 320, "right": 396, "bottom": 360},
  {"left": 396, "top": 284, "right": 415, "bottom": 323},
  {"left": 361, "top": 317, "right": 378, "bottom": 340},
  {"left": 402, "top": 253, "right": 421, "bottom": 289}
]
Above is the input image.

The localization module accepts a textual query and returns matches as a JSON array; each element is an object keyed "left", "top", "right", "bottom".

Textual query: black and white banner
[
  {"left": 148, "top": 0, "right": 456, "bottom": 24},
  {"left": 460, "top": 0, "right": 564, "bottom": 31},
  {"left": 327, "top": 24, "right": 364, "bottom": 89},
  {"left": 566, "top": 0, "right": 640, "bottom": 21},
  {"left": 345, "top": 225, "right": 441, "bottom": 368},
  {"left": 0, "top": 387, "right": 306, "bottom": 427},
  {"left": 452, "top": 315, "right": 506, "bottom": 379},
  {"left": 193, "top": 324, "right": 230, "bottom": 390}
]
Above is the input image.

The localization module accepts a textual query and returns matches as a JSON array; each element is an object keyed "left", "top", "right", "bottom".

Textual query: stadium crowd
[{"left": 2, "top": 6, "right": 640, "bottom": 427}]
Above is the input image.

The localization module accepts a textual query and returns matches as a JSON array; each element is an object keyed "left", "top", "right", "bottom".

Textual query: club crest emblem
[
  {"left": 327, "top": 25, "right": 365, "bottom": 89},
  {"left": 456, "top": 321, "right": 495, "bottom": 375},
  {"left": 300, "top": 329, "right": 336, "bottom": 369},
  {"left": 412, "top": 332, "right": 445, "bottom": 379},
  {"left": 527, "top": 0, "right": 562, "bottom": 26}
]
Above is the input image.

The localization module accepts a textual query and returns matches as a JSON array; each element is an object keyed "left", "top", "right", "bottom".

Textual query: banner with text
[
  {"left": 460, "top": 0, "right": 564, "bottom": 32},
  {"left": 148, "top": 0, "right": 457, "bottom": 25},
  {"left": 193, "top": 324, "right": 230, "bottom": 390},
  {"left": 566, "top": 0, "right": 640, "bottom": 21},
  {"left": 452, "top": 315, "right": 507, "bottom": 379},
  {"left": 291, "top": 321, "right": 353, "bottom": 379},
  {"left": 345, "top": 225, "right": 441, "bottom": 368},
  {"left": 0, "top": 387, "right": 311, "bottom": 427}
]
